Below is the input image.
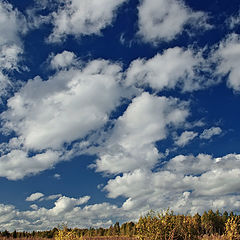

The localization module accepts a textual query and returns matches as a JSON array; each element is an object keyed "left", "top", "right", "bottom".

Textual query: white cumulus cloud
[
  {"left": 0, "top": 59, "right": 127, "bottom": 180},
  {"left": 0, "top": 149, "right": 61, "bottom": 180},
  {"left": 1, "top": 60, "right": 124, "bottom": 150},
  {"left": 0, "top": 195, "right": 124, "bottom": 232},
  {"left": 2, "top": 153, "right": 240, "bottom": 231},
  {"left": 49, "top": 195, "right": 90, "bottom": 215},
  {"left": 48, "top": 0, "right": 127, "bottom": 42},
  {"left": 104, "top": 153, "right": 240, "bottom": 216},
  {"left": 26, "top": 193, "right": 44, "bottom": 202},
  {"left": 0, "top": 1, "right": 26, "bottom": 46},
  {"left": 125, "top": 47, "right": 213, "bottom": 92},
  {"left": 94, "top": 92, "right": 189, "bottom": 174},
  {"left": 137, "top": 0, "right": 210, "bottom": 43},
  {"left": 50, "top": 51, "right": 77, "bottom": 70}
]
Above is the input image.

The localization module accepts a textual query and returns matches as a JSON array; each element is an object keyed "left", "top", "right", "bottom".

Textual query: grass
[
  {"left": 200, "top": 235, "right": 229, "bottom": 240},
  {"left": 0, "top": 236, "right": 236, "bottom": 240},
  {"left": 0, "top": 238, "right": 49, "bottom": 240}
]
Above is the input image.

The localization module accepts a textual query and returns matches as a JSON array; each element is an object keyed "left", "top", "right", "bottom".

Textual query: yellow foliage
[
  {"left": 136, "top": 210, "right": 201, "bottom": 240},
  {"left": 225, "top": 216, "right": 240, "bottom": 240},
  {"left": 54, "top": 226, "right": 82, "bottom": 240},
  {"left": 136, "top": 210, "right": 240, "bottom": 240}
]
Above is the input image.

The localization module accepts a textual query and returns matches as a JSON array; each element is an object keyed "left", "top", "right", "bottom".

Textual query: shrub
[
  {"left": 225, "top": 216, "right": 240, "bottom": 240},
  {"left": 54, "top": 227, "right": 82, "bottom": 240}
]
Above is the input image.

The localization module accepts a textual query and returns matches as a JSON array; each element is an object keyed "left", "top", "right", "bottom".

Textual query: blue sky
[{"left": 0, "top": 0, "right": 240, "bottom": 232}]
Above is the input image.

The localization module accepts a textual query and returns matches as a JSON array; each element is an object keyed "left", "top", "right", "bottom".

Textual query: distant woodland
[{"left": 0, "top": 210, "right": 240, "bottom": 240}]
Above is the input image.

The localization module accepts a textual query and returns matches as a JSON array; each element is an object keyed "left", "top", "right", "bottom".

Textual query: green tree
[{"left": 12, "top": 230, "right": 17, "bottom": 238}]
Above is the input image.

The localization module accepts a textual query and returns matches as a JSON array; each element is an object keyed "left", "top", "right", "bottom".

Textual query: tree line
[
  {"left": 1, "top": 209, "right": 240, "bottom": 239},
  {"left": 136, "top": 209, "right": 240, "bottom": 240},
  {"left": 0, "top": 221, "right": 136, "bottom": 239}
]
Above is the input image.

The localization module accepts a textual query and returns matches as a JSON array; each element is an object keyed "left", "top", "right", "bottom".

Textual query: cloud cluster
[
  {"left": 49, "top": 195, "right": 90, "bottom": 215},
  {"left": 12, "top": 164, "right": 240, "bottom": 234},
  {"left": 0, "top": 1, "right": 26, "bottom": 98},
  {"left": 25, "top": 192, "right": 63, "bottom": 202},
  {"left": 27, "top": 0, "right": 211, "bottom": 45},
  {"left": 94, "top": 92, "right": 189, "bottom": 174},
  {"left": 104, "top": 153, "right": 240, "bottom": 216},
  {"left": 0, "top": 45, "right": 224, "bottom": 181},
  {"left": 48, "top": 0, "right": 127, "bottom": 42},
  {"left": 0, "top": 0, "right": 240, "bottom": 231},
  {"left": 0, "top": 194, "right": 127, "bottom": 232},
  {"left": 2, "top": 60, "right": 123, "bottom": 150},
  {"left": 137, "top": 0, "right": 210, "bottom": 43},
  {"left": 174, "top": 127, "right": 222, "bottom": 147},
  {"left": 0, "top": 59, "right": 126, "bottom": 179},
  {"left": 0, "top": 195, "right": 99, "bottom": 231}
]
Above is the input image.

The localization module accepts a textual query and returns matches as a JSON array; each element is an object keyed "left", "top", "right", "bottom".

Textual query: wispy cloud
[
  {"left": 200, "top": 127, "right": 222, "bottom": 140},
  {"left": 26, "top": 192, "right": 44, "bottom": 202},
  {"left": 0, "top": 1, "right": 27, "bottom": 99}
]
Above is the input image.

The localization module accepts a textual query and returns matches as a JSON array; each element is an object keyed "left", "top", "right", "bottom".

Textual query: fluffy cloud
[
  {"left": 165, "top": 154, "right": 214, "bottom": 175},
  {"left": 0, "top": 195, "right": 124, "bottom": 231},
  {"left": 2, "top": 152, "right": 240, "bottom": 231},
  {"left": 0, "top": 1, "right": 26, "bottom": 98},
  {"left": 48, "top": 0, "right": 127, "bottom": 42},
  {"left": 50, "top": 51, "right": 77, "bottom": 70},
  {"left": 0, "top": 59, "right": 126, "bottom": 179},
  {"left": 200, "top": 127, "right": 222, "bottom": 139},
  {"left": 49, "top": 196, "right": 90, "bottom": 215},
  {"left": 175, "top": 131, "right": 198, "bottom": 147},
  {"left": 94, "top": 92, "right": 189, "bottom": 174},
  {"left": 0, "top": 204, "right": 17, "bottom": 226},
  {"left": 125, "top": 47, "right": 212, "bottom": 92},
  {"left": 26, "top": 193, "right": 45, "bottom": 202},
  {"left": 0, "top": 2, "right": 26, "bottom": 46},
  {"left": 215, "top": 34, "right": 240, "bottom": 91},
  {"left": 104, "top": 153, "right": 240, "bottom": 216},
  {"left": 1, "top": 59, "right": 123, "bottom": 150},
  {"left": 137, "top": 0, "right": 210, "bottom": 43},
  {"left": 0, "top": 149, "right": 61, "bottom": 180}
]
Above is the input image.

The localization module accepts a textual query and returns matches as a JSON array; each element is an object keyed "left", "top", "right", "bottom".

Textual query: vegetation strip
[{"left": 1, "top": 210, "right": 240, "bottom": 240}]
